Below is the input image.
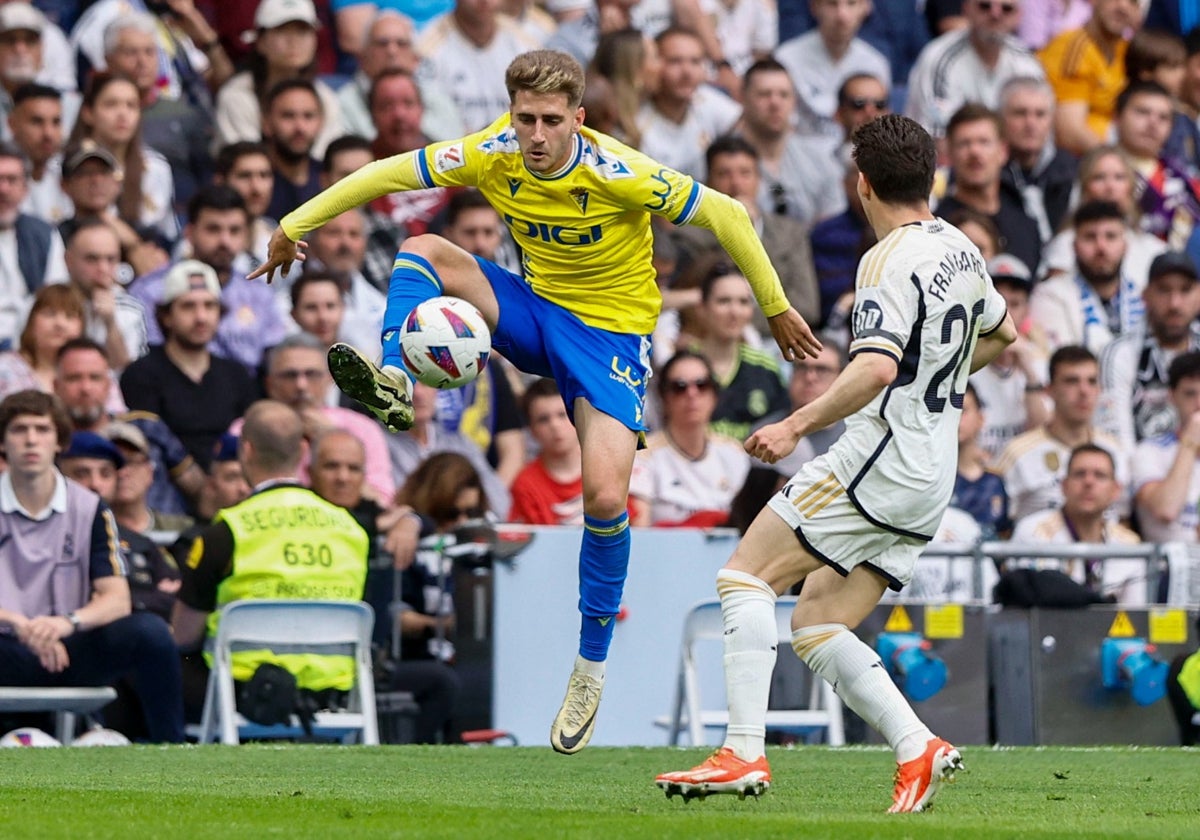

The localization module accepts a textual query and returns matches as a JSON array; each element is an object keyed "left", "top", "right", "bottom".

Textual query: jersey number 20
[{"left": 924, "top": 299, "right": 985, "bottom": 413}]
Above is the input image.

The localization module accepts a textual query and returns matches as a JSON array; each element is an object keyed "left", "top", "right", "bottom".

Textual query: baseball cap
[
  {"left": 212, "top": 432, "right": 240, "bottom": 463},
  {"left": 62, "top": 431, "right": 125, "bottom": 468},
  {"left": 0, "top": 3, "right": 46, "bottom": 36},
  {"left": 160, "top": 260, "right": 221, "bottom": 306},
  {"left": 1148, "top": 250, "right": 1199, "bottom": 284},
  {"left": 987, "top": 253, "right": 1033, "bottom": 291},
  {"left": 102, "top": 420, "right": 150, "bottom": 456},
  {"left": 254, "top": 0, "right": 319, "bottom": 31},
  {"left": 61, "top": 141, "right": 118, "bottom": 179}
]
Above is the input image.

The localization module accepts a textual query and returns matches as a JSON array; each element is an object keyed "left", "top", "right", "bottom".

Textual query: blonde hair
[{"left": 505, "top": 50, "right": 586, "bottom": 109}]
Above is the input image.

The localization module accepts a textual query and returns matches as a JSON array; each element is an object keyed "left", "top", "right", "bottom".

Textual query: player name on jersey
[{"left": 925, "top": 248, "right": 988, "bottom": 303}]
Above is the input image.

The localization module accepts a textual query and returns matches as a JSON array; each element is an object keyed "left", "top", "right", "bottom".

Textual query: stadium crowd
[{"left": 2, "top": 0, "right": 1200, "bottom": 741}]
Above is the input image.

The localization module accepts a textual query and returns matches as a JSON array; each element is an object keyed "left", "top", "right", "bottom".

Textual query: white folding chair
[
  {"left": 659, "top": 597, "right": 845, "bottom": 746},
  {"left": 195, "top": 600, "right": 379, "bottom": 745},
  {"left": 0, "top": 686, "right": 117, "bottom": 744}
]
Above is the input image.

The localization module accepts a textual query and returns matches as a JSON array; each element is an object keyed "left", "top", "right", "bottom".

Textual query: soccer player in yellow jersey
[{"left": 250, "top": 49, "right": 821, "bottom": 754}]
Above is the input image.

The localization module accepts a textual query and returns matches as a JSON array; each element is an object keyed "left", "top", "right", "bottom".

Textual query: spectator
[
  {"left": 1039, "top": 145, "right": 1168, "bottom": 283},
  {"left": 172, "top": 400, "right": 370, "bottom": 723},
  {"left": 946, "top": 205, "right": 1002, "bottom": 259},
  {"left": 692, "top": 263, "right": 789, "bottom": 441},
  {"left": 999, "top": 76, "right": 1078, "bottom": 243},
  {"left": 0, "top": 140, "right": 67, "bottom": 347},
  {"left": 213, "top": 0, "right": 343, "bottom": 158},
  {"left": 1039, "top": 0, "right": 1138, "bottom": 156},
  {"left": 338, "top": 9, "right": 462, "bottom": 144},
  {"left": 302, "top": 209, "right": 387, "bottom": 359},
  {"left": 103, "top": 420, "right": 193, "bottom": 535},
  {"left": 673, "top": 135, "right": 821, "bottom": 330},
  {"left": 0, "top": 285, "right": 107, "bottom": 403},
  {"left": 0, "top": 4, "right": 78, "bottom": 139},
  {"left": 388, "top": 380, "right": 512, "bottom": 520},
  {"left": 57, "top": 141, "right": 169, "bottom": 281},
  {"left": 289, "top": 271, "right": 349, "bottom": 353},
  {"left": 935, "top": 104, "right": 1043, "bottom": 273},
  {"left": 952, "top": 382, "right": 1011, "bottom": 538},
  {"left": 63, "top": 220, "right": 147, "bottom": 370},
  {"left": 709, "top": 0, "right": 776, "bottom": 78},
  {"left": 809, "top": 147, "right": 873, "bottom": 327},
  {"left": 260, "top": 79, "right": 325, "bottom": 224},
  {"left": 509, "top": 377, "right": 585, "bottom": 525},
  {"left": 8, "top": 83, "right": 68, "bottom": 223},
  {"left": 1100, "top": 251, "right": 1200, "bottom": 451},
  {"left": 417, "top": 0, "right": 541, "bottom": 134},
  {"left": 212, "top": 141, "right": 282, "bottom": 281},
  {"left": 995, "top": 345, "right": 1131, "bottom": 520},
  {"left": 774, "top": 0, "right": 890, "bottom": 139},
  {"left": 128, "top": 185, "right": 288, "bottom": 373},
  {"left": 1114, "top": 80, "right": 1200, "bottom": 255},
  {"left": 196, "top": 0, "right": 340, "bottom": 74},
  {"left": 637, "top": 27, "right": 741, "bottom": 180},
  {"left": 970, "top": 253, "right": 1050, "bottom": 457},
  {"left": 764, "top": 337, "right": 844, "bottom": 475},
  {"left": 103, "top": 13, "right": 213, "bottom": 213},
  {"left": 120, "top": 260, "right": 259, "bottom": 470},
  {"left": 501, "top": 0, "right": 558, "bottom": 44},
  {"left": 54, "top": 336, "right": 204, "bottom": 517},
  {"left": 1132, "top": 350, "right": 1200, "bottom": 543},
  {"left": 589, "top": 28, "right": 658, "bottom": 149},
  {"left": 66, "top": 73, "right": 177, "bottom": 246},
  {"left": 734, "top": 59, "right": 849, "bottom": 227},
  {"left": 629, "top": 350, "right": 750, "bottom": 527},
  {"left": 545, "top": 0, "right": 639, "bottom": 68},
  {"left": 1125, "top": 27, "right": 1200, "bottom": 176},
  {"left": 335, "top": 0, "right": 454, "bottom": 38},
  {"left": 0, "top": 389, "right": 184, "bottom": 742},
  {"left": 1018, "top": 0, "right": 1091, "bottom": 51},
  {"left": 166, "top": 433, "right": 250, "bottom": 577},
  {"left": 71, "top": 0, "right": 232, "bottom": 109},
  {"left": 252, "top": 332, "right": 396, "bottom": 503},
  {"left": 1032, "top": 200, "right": 1145, "bottom": 355},
  {"left": 1009, "top": 443, "right": 1145, "bottom": 604},
  {"left": 904, "top": 0, "right": 1043, "bottom": 139}
]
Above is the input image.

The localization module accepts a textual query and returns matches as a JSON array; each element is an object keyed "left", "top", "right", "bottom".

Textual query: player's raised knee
[
  {"left": 583, "top": 487, "right": 629, "bottom": 521},
  {"left": 398, "top": 233, "right": 454, "bottom": 261}
]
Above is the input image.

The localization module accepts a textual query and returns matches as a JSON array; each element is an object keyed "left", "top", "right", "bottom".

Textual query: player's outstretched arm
[
  {"left": 248, "top": 228, "right": 309, "bottom": 284},
  {"left": 768, "top": 308, "right": 823, "bottom": 363},
  {"left": 969, "top": 312, "right": 1018, "bottom": 373},
  {"left": 746, "top": 352, "right": 897, "bottom": 463}
]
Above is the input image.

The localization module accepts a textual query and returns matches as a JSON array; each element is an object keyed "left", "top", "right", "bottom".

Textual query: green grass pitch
[{"left": 0, "top": 745, "right": 1196, "bottom": 839}]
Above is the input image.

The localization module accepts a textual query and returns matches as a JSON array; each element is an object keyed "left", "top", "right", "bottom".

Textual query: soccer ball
[
  {"left": 71, "top": 727, "right": 131, "bottom": 747},
  {"left": 399, "top": 296, "right": 491, "bottom": 389},
  {"left": 0, "top": 727, "right": 61, "bottom": 747}
]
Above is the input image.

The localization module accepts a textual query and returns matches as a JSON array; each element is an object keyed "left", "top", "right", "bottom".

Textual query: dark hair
[
  {"left": 214, "top": 141, "right": 271, "bottom": 177},
  {"left": 850, "top": 114, "right": 936, "bottom": 205},
  {"left": 263, "top": 77, "right": 321, "bottom": 114},
  {"left": 657, "top": 349, "right": 718, "bottom": 399},
  {"left": 12, "top": 82, "right": 61, "bottom": 107},
  {"left": 1072, "top": 199, "right": 1126, "bottom": 228},
  {"left": 699, "top": 261, "right": 744, "bottom": 302},
  {"left": 0, "top": 390, "right": 73, "bottom": 450},
  {"left": 945, "top": 102, "right": 1004, "bottom": 142},
  {"left": 705, "top": 135, "right": 758, "bottom": 178},
  {"left": 321, "top": 134, "right": 373, "bottom": 174},
  {"left": 367, "top": 68, "right": 420, "bottom": 112},
  {"left": 55, "top": 336, "right": 109, "bottom": 366},
  {"left": 1168, "top": 349, "right": 1200, "bottom": 388},
  {"left": 250, "top": 30, "right": 318, "bottom": 105},
  {"left": 963, "top": 380, "right": 981, "bottom": 409},
  {"left": 289, "top": 270, "right": 342, "bottom": 309},
  {"left": 395, "top": 451, "right": 487, "bottom": 524},
  {"left": 63, "top": 217, "right": 120, "bottom": 249},
  {"left": 521, "top": 377, "right": 563, "bottom": 422},
  {"left": 654, "top": 25, "right": 703, "bottom": 49},
  {"left": 67, "top": 72, "right": 145, "bottom": 229},
  {"left": 446, "top": 188, "right": 496, "bottom": 228},
  {"left": 944, "top": 207, "right": 1002, "bottom": 253},
  {"left": 1066, "top": 442, "right": 1115, "bottom": 475},
  {"left": 1126, "top": 29, "right": 1187, "bottom": 79},
  {"left": 742, "top": 57, "right": 789, "bottom": 89},
  {"left": 837, "top": 72, "right": 887, "bottom": 106},
  {"left": 187, "top": 183, "right": 249, "bottom": 225},
  {"left": 1115, "top": 79, "right": 1172, "bottom": 114},
  {"left": 1048, "top": 345, "right": 1098, "bottom": 382}
]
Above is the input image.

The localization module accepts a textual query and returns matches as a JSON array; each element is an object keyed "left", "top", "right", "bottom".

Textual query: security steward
[{"left": 171, "top": 400, "right": 370, "bottom": 723}]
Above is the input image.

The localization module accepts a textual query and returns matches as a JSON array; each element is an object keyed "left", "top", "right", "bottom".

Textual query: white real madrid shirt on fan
[
  {"left": 830, "top": 218, "right": 1008, "bottom": 539},
  {"left": 1132, "top": 432, "right": 1200, "bottom": 544},
  {"left": 994, "top": 426, "right": 1131, "bottom": 520}
]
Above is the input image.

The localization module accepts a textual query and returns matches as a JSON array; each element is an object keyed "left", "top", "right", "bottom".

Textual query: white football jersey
[{"left": 830, "top": 218, "right": 1007, "bottom": 539}]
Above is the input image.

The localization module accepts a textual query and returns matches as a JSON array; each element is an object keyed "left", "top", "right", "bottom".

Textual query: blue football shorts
[{"left": 475, "top": 256, "right": 650, "bottom": 433}]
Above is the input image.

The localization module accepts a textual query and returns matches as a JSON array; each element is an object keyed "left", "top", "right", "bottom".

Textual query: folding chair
[
  {"left": 659, "top": 597, "right": 845, "bottom": 746},
  {"left": 195, "top": 600, "right": 379, "bottom": 745},
  {"left": 0, "top": 687, "right": 117, "bottom": 744}
]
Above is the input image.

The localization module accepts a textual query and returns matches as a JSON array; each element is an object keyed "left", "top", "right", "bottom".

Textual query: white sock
[
  {"left": 574, "top": 655, "right": 605, "bottom": 680},
  {"left": 716, "top": 569, "right": 778, "bottom": 761},
  {"left": 792, "top": 623, "right": 932, "bottom": 763}
]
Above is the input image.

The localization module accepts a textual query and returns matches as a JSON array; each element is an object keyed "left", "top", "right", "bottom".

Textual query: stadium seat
[
  {"left": 0, "top": 686, "right": 117, "bottom": 744},
  {"left": 658, "top": 598, "right": 845, "bottom": 747},
  {"left": 195, "top": 600, "right": 379, "bottom": 745}
]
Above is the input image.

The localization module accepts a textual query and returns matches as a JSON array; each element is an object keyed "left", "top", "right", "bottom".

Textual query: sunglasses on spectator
[
  {"left": 446, "top": 505, "right": 485, "bottom": 520},
  {"left": 842, "top": 96, "right": 890, "bottom": 111},
  {"left": 976, "top": 0, "right": 1017, "bottom": 13},
  {"left": 666, "top": 377, "right": 716, "bottom": 394}
]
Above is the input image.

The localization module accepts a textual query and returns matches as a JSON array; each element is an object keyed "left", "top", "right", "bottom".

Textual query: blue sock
[
  {"left": 577, "top": 512, "right": 631, "bottom": 662},
  {"left": 381, "top": 251, "right": 444, "bottom": 371}
]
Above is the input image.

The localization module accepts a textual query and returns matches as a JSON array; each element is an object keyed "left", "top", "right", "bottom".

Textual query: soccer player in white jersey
[{"left": 655, "top": 114, "right": 1018, "bottom": 813}]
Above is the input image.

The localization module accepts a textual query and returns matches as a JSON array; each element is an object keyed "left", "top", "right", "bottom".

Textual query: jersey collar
[{"left": 527, "top": 133, "right": 583, "bottom": 181}]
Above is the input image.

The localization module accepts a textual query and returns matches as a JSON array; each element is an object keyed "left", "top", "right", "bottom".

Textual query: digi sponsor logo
[
  {"left": 434, "top": 143, "right": 465, "bottom": 173},
  {"left": 504, "top": 214, "right": 603, "bottom": 246}
]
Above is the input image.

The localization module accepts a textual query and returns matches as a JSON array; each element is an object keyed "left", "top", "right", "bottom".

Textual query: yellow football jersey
[{"left": 281, "top": 114, "right": 789, "bottom": 335}]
